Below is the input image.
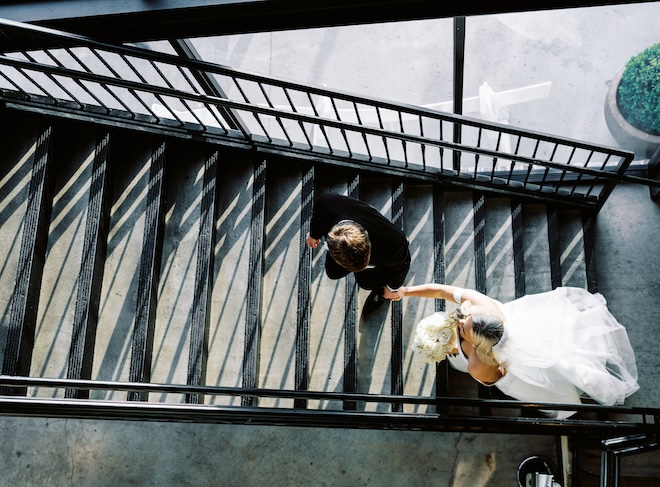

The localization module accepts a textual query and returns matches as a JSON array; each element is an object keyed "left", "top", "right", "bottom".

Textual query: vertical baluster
[
  {"left": 419, "top": 115, "right": 427, "bottom": 170},
  {"left": 284, "top": 87, "right": 313, "bottom": 149},
  {"left": 119, "top": 54, "right": 171, "bottom": 120},
  {"left": 234, "top": 78, "right": 271, "bottom": 142},
  {"left": 571, "top": 150, "right": 594, "bottom": 196},
  {"left": 353, "top": 102, "right": 372, "bottom": 160},
  {"left": 169, "top": 39, "right": 238, "bottom": 134},
  {"left": 585, "top": 153, "right": 611, "bottom": 199},
  {"left": 399, "top": 111, "right": 407, "bottom": 167},
  {"left": 376, "top": 107, "right": 390, "bottom": 163},
  {"left": 95, "top": 51, "right": 159, "bottom": 117},
  {"left": 473, "top": 128, "right": 483, "bottom": 178},
  {"left": 307, "top": 92, "right": 333, "bottom": 151},
  {"left": 523, "top": 139, "right": 541, "bottom": 187},
  {"left": 540, "top": 143, "right": 559, "bottom": 191},
  {"left": 259, "top": 83, "right": 293, "bottom": 146},
  {"left": 439, "top": 119, "right": 445, "bottom": 170},
  {"left": 555, "top": 146, "right": 576, "bottom": 193},
  {"left": 506, "top": 136, "right": 522, "bottom": 184},
  {"left": 331, "top": 98, "right": 352, "bottom": 157}
]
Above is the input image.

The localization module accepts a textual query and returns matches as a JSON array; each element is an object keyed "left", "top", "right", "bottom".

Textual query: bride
[{"left": 392, "top": 284, "right": 639, "bottom": 419}]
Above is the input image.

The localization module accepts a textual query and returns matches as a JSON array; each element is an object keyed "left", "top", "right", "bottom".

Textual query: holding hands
[
  {"left": 387, "top": 287, "right": 405, "bottom": 301},
  {"left": 383, "top": 287, "right": 401, "bottom": 300},
  {"left": 306, "top": 232, "right": 321, "bottom": 249}
]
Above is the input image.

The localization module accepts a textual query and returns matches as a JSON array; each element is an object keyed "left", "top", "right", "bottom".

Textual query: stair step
[
  {"left": 521, "top": 203, "right": 553, "bottom": 294},
  {"left": 307, "top": 165, "right": 358, "bottom": 410},
  {"left": 204, "top": 151, "right": 255, "bottom": 406},
  {"left": 400, "top": 182, "right": 437, "bottom": 412},
  {"left": 259, "top": 159, "right": 305, "bottom": 408}
]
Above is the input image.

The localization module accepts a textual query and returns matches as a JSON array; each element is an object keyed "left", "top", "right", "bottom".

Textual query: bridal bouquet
[{"left": 412, "top": 312, "right": 458, "bottom": 364}]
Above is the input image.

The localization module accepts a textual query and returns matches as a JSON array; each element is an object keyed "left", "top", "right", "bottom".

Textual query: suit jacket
[{"left": 309, "top": 193, "right": 410, "bottom": 289}]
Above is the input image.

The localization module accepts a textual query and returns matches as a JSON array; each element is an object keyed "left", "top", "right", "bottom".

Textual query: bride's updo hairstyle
[{"left": 454, "top": 300, "right": 504, "bottom": 367}]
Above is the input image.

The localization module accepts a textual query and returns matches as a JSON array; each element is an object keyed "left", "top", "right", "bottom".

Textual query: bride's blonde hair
[{"left": 449, "top": 300, "right": 505, "bottom": 367}]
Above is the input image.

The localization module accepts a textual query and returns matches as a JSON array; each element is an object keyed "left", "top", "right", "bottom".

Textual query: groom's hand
[
  {"left": 383, "top": 287, "right": 399, "bottom": 301},
  {"left": 306, "top": 232, "right": 321, "bottom": 249}
]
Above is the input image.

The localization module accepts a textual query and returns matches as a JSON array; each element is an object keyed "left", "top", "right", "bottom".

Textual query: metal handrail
[
  {"left": 1, "top": 375, "right": 658, "bottom": 436},
  {"left": 0, "top": 18, "right": 656, "bottom": 212},
  {"left": 598, "top": 434, "right": 660, "bottom": 486}
]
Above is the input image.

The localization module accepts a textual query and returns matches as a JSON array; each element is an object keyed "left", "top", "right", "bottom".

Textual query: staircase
[
  {"left": 0, "top": 105, "right": 644, "bottom": 404},
  {"left": 0, "top": 18, "right": 659, "bottom": 485},
  {"left": 1, "top": 106, "right": 659, "bottom": 484}
]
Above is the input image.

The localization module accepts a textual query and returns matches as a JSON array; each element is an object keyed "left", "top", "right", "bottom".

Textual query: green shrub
[{"left": 617, "top": 42, "right": 660, "bottom": 135}]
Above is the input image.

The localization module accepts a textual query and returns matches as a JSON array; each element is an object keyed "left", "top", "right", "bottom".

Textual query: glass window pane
[
  {"left": 464, "top": 3, "right": 660, "bottom": 151},
  {"left": 188, "top": 18, "right": 455, "bottom": 107}
]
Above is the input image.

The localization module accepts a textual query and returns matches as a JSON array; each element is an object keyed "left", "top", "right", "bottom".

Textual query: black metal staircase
[
  {"left": 1, "top": 108, "right": 658, "bottom": 425},
  {"left": 0, "top": 17, "right": 659, "bottom": 486}
]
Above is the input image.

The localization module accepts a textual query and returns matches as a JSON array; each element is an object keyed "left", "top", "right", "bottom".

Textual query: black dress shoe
[{"left": 362, "top": 288, "right": 389, "bottom": 316}]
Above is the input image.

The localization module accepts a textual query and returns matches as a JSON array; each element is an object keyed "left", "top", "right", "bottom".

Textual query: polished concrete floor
[{"left": 1, "top": 3, "right": 660, "bottom": 486}]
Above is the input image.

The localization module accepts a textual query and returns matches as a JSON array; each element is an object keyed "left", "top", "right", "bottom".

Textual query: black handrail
[
  {"left": 0, "top": 17, "right": 657, "bottom": 213},
  {"left": 0, "top": 375, "right": 658, "bottom": 437},
  {"left": 599, "top": 434, "right": 660, "bottom": 486}
]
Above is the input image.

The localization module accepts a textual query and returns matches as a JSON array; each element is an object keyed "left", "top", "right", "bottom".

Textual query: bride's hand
[{"left": 386, "top": 287, "right": 406, "bottom": 301}]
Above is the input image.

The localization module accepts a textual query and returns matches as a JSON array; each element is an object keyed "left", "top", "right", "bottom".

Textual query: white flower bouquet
[{"left": 412, "top": 312, "right": 458, "bottom": 364}]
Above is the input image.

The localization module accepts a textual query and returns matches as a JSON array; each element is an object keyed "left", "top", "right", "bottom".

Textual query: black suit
[{"left": 309, "top": 193, "right": 410, "bottom": 291}]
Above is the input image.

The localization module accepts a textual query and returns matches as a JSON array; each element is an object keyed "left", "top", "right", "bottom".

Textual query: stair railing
[
  {"left": 0, "top": 375, "right": 658, "bottom": 438},
  {"left": 0, "top": 18, "right": 657, "bottom": 212},
  {"left": 599, "top": 434, "right": 659, "bottom": 487}
]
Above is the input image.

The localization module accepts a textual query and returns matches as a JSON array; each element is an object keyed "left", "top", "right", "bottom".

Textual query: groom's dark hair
[{"left": 327, "top": 220, "right": 371, "bottom": 272}]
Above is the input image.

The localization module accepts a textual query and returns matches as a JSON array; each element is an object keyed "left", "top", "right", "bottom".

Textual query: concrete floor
[{"left": 1, "top": 3, "right": 660, "bottom": 486}]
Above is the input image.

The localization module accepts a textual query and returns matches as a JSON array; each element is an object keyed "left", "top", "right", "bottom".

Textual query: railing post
[{"left": 452, "top": 16, "right": 466, "bottom": 172}]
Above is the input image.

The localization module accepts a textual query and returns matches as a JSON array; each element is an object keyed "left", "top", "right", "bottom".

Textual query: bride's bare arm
[{"left": 396, "top": 283, "right": 495, "bottom": 307}]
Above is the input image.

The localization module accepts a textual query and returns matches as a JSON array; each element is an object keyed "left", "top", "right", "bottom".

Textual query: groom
[{"left": 305, "top": 193, "right": 411, "bottom": 316}]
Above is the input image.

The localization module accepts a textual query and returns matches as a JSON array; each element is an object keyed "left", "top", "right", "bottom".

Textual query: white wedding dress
[{"left": 449, "top": 287, "right": 639, "bottom": 419}]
